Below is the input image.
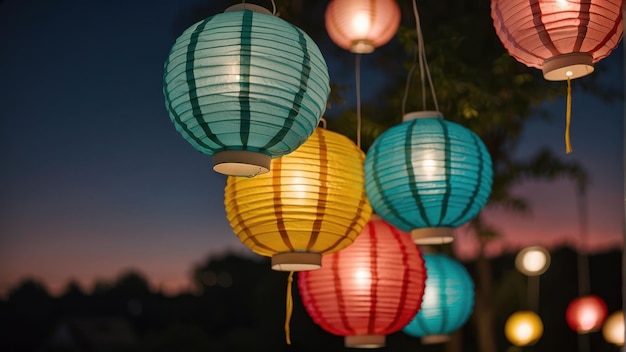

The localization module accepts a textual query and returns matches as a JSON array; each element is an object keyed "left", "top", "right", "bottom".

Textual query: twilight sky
[{"left": 0, "top": 0, "right": 623, "bottom": 296}]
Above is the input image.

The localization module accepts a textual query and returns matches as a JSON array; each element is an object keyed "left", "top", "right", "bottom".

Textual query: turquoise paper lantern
[
  {"left": 403, "top": 253, "right": 475, "bottom": 343},
  {"left": 364, "top": 111, "right": 493, "bottom": 244},
  {"left": 164, "top": 4, "right": 330, "bottom": 177}
]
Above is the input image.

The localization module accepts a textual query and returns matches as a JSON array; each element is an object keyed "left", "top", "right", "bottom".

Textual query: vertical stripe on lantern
[
  {"left": 529, "top": 0, "right": 560, "bottom": 56},
  {"left": 272, "top": 156, "right": 294, "bottom": 251},
  {"left": 230, "top": 176, "right": 278, "bottom": 253},
  {"left": 450, "top": 132, "right": 486, "bottom": 224},
  {"left": 383, "top": 222, "right": 413, "bottom": 331},
  {"left": 436, "top": 119, "right": 452, "bottom": 226},
  {"left": 238, "top": 10, "right": 253, "bottom": 147},
  {"left": 370, "top": 138, "right": 414, "bottom": 230},
  {"left": 366, "top": 220, "right": 379, "bottom": 334},
  {"left": 491, "top": 2, "right": 541, "bottom": 63},
  {"left": 332, "top": 250, "right": 355, "bottom": 334},
  {"left": 405, "top": 119, "right": 433, "bottom": 228},
  {"left": 573, "top": 1, "right": 591, "bottom": 52},
  {"left": 589, "top": 11, "right": 623, "bottom": 54},
  {"left": 307, "top": 128, "right": 328, "bottom": 250},
  {"left": 163, "top": 56, "right": 213, "bottom": 151},
  {"left": 262, "top": 28, "right": 311, "bottom": 150},
  {"left": 186, "top": 17, "right": 226, "bottom": 149},
  {"left": 322, "top": 188, "right": 368, "bottom": 253}
]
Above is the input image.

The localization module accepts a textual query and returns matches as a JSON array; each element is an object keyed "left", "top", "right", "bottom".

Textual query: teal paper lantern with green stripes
[
  {"left": 163, "top": 4, "right": 330, "bottom": 177},
  {"left": 364, "top": 111, "right": 493, "bottom": 244},
  {"left": 402, "top": 253, "right": 474, "bottom": 344}
]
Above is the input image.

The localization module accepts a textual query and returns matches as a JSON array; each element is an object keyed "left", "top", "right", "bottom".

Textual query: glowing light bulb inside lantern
[
  {"left": 419, "top": 156, "right": 439, "bottom": 181},
  {"left": 522, "top": 251, "right": 547, "bottom": 273},
  {"left": 288, "top": 176, "right": 310, "bottom": 200},
  {"left": 515, "top": 322, "right": 533, "bottom": 341},
  {"left": 353, "top": 268, "right": 371, "bottom": 288},
  {"left": 579, "top": 307, "right": 599, "bottom": 331},
  {"left": 351, "top": 12, "right": 371, "bottom": 37},
  {"left": 515, "top": 246, "right": 550, "bottom": 276}
]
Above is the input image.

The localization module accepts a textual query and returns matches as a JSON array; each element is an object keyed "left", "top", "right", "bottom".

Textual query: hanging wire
[
  {"left": 411, "top": 0, "right": 440, "bottom": 112},
  {"left": 319, "top": 117, "right": 327, "bottom": 129},
  {"left": 401, "top": 45, "right": 419, "bottom": 116},
  {"left": 270, "top": 0, "right": 276, "bottom": 15},
  {"left": 355, "top": 54, "right": 362, "bottom": 149}
]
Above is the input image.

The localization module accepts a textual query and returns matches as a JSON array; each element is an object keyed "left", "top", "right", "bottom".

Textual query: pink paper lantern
[
  {"left": 565, "top": 294, "right": 608, "bottom": 333},
  {"left": 298, "top": 216, "right": 426, "bottom": 348},
  {"left": 491, "top": 0, "right": 623, "bottom": 81},
  {"left": 324, "top": 0, "right": 401, "bottom": 53}
]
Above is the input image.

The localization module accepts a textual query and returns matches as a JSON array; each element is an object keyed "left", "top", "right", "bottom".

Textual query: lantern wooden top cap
[
  {"left": 411, "top": 227, "right": 454, "bottom": 245},
  {"left": 542, "top": 53, "right": 594, "bottom": 81},
  {"left": 224, "top": 3, "right": 272, "bottom": 15},
  {"left": 402, "top": 111, "right": 444, "bottom": 122}
]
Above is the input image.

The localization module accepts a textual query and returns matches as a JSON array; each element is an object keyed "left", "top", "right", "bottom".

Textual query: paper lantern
[
  {"left": 298, "top": 216, "right": 426, "bottom": 348},
  {"left": 403, "top": 253, "right": 474, "bottom": 344},
  {"left": 515, "top": 246, "right": 551, "bottom": 276},
  {"left": 364, "top": 111, "right": 493, "bottom": 245},
  {"left": 224, "top": 127, "right": 372, "bottom": 271},
  {"left": 324, "top": 0, "right": 400, "bottom": 54},
  {"left": 164, "top": 4, "right": 331, "bottom": 176},
  {"left": 566, "top": 294, "right": 608, "bottom": 333},
  {"left": 602, "top": 311, "right": 624, "bottom": 346},
  {"left": 505, "top": 311, "right": 544, "bottom": 347},
  {"left": 491, "top": 0, "right": 623, "bottom": 81}
]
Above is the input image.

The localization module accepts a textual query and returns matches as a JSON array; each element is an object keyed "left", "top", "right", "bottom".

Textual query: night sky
[{"left": 0, "top": 0, "right": 623, "bottom": 296}]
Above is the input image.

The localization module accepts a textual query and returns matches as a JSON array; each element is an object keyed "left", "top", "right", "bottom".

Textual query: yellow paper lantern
[
  {"left": 224, "top": 127, "right": 372, "bottom": 271},
  {"left": 603, "top": 311, "right": 624, "bottom": 346},
  {"left": 504, "top": 311, "right": 544, "bottom": 347}
]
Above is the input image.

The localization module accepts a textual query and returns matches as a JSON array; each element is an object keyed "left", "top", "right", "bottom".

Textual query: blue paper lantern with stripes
[
  {"left": 403, "top": 253, "right": 474, "bottom": 343},
  {"left": 163, "top": 4, "right": 330, "bottom": 177},
  {"left": 364, "top": 111, "right": 493, "bottom": 244}
]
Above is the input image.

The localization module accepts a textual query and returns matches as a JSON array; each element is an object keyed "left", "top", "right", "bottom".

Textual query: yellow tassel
[
  {"left": 285, "top": 271, "right": 294, "bottom": 345},
  {"left": 565, "top": 77, "right": 573, "bottom": 154}
]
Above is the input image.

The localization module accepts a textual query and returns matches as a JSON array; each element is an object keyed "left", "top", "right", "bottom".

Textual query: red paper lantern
[
  {"left": 565, "top": 294, "right": 608, "bottom": 333},
  {"left": 298, "top": 216, "right": 426, "bottom": 348},
  {"left": 491, "top": 0, "right": 623, "bottom": 81},
  {"left": 325, "top": 0, "right": 401, "bottom": 53}
]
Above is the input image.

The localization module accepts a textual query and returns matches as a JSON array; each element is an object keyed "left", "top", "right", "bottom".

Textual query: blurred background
[{"left": 0, "top": 0, "right": 623, "bottom": 351}]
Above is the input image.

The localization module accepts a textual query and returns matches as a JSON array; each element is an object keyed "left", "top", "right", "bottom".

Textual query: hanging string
[
  {"left": 410, "top": 0, "right": 440, "bottom": 112},
  {"left": 270, "top": 0, "right": 276, "bottom": 15},
  {"left": 401, "top": 45, "right": 418, "bottom": 116},
  {"left": 577, "top": 189, "right": 590, "bottom": 295},
  {"left": 565, "top": 77, "right": 573, "bottom": 153},
  {"left": 285, "top": 271, "right": 294, "bottom": 345},
  {"left": 355, "top": 54, "right": 362, "bottom": 149},
  {"left": 319, "top": 117, "right": 327, "bottom": 129}
]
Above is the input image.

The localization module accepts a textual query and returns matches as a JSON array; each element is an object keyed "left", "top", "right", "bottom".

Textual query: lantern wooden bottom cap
[
  {"left": 271, "top": 252, "right": 322, "bottom": 271},
  {"left": 421, "top": 334, "right": 450, "bottom": 344},
  {"left": 542, "top": 52, "right": 593, "bottom": 81},
  {"left": 344, "top": 334, "right": 385, "bottom": 348},
  {"left": 213, "top": 150, "right": 271, "bottom": 177},
  {"left": 411, "top": 227, "right": 454, "bottom": 245},
  {"left": 350, "top": 40, "right": 375, "bottom": 54}
]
